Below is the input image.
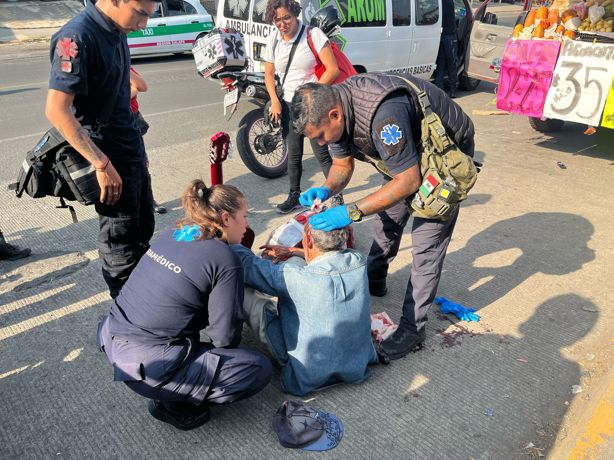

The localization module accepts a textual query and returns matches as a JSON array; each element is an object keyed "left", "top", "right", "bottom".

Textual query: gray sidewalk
[
  {"left": 0, "top": 0, "right": 82, "bottom": 42},
  {"left": 1, "top": 85, "right": 613, "bottom": 458}
]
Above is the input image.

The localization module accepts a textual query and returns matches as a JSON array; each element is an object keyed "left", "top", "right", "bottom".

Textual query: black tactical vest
[{"left": 335, "top": 73, "right": 475, "bottom": 159}]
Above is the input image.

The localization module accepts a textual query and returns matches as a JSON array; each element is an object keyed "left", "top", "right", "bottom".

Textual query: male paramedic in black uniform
[
  {"left": 45, "top": 0, "right": 157, "bottom": 298},
  {"left": 291, "top": 74, "right": 475, "bottom": 360}
]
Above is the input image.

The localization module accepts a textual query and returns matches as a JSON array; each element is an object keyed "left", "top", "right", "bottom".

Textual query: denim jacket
[{"left": 232, "top": 245, "right": 378, "bottom": 396}]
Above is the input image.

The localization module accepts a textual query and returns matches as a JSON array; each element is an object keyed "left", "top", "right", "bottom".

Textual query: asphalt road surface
[
  {"left": 0, "top": 47, "right": 252, "bottom": 184},
  {"left": 1, "top": 42, "right": 613, "bottom": 460}
]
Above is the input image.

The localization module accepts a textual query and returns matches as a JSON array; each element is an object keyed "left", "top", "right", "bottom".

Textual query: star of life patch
[
  {"left": 56, "top": 38, "right": 79, "bottom": 60},
  {"left": 375, "top": 117, "right": 407, "bottom": 158},
  {"left": 380, "top": 123, "right": 403, "bottom": 146}
]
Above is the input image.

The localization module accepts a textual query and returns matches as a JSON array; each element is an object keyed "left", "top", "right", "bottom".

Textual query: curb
[{"left": 550, "top": 367, "right": 614, "bottom": 460}]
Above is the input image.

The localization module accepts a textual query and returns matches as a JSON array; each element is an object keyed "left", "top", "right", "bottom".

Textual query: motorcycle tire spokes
[
  {"left": 236, "top": 109, "right": 288, "bottom": 179},
  {"left": 250, "top": 118, "right": 285, "bottom": 165}
]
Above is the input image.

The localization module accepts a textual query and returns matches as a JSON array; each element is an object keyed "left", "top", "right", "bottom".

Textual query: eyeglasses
[{"left": 273, "top": 14, "right": 294, "bottom": 25}]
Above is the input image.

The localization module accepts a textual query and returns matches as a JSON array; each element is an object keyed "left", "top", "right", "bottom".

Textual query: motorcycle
[
  {"left": 213, "top": 6, "right": 344, "bottom": 179},
  {"left": 217, "top": 71, "right": 288, "bottom": 179}
]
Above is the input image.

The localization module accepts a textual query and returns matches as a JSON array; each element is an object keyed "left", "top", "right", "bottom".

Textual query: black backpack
[
  {"left": 9, "top": 127, "right": 101, "bottom": 222},
  {"left": 9, "top": 76, "right": 122, "bottom": 222}
]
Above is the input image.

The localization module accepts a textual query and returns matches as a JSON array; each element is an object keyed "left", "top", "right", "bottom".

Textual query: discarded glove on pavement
[{"left": 434, "top": 296, "right": 480, "bottom": 322}]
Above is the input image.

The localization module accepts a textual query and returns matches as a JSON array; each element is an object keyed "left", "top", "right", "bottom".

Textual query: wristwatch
[{"left": 347, "top": 203, "right": 364, "bottom": 222}]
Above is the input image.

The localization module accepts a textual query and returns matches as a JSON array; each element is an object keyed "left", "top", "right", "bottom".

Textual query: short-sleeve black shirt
[
  {"left": 329, "top": 92, "right": 421, "bottom": 176},
  {"left": 48, "top": 2, "right": 143, "bottom": 163}
]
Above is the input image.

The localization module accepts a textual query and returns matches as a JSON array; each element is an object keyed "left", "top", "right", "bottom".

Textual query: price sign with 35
[{"left": 543, "top": 41, "right": 614, "bottom": 126}]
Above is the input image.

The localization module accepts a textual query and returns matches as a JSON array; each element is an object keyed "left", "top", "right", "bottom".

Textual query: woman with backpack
[{"left": 264, "top": 0, "right": 341, "bottom": 214}]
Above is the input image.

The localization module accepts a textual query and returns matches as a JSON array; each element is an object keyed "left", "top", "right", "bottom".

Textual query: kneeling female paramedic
[{"left": 97, "top": 179, "right": 271, "bottom": 431}]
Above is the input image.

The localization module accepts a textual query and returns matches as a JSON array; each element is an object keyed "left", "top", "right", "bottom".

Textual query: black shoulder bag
[{"left": 9, "top": 73, "right": 123, "bottom": 223}]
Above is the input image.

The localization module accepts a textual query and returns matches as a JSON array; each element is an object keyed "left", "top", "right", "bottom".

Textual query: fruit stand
[{"left": 495, "top": 0, "right": 614, "bottom": 132}]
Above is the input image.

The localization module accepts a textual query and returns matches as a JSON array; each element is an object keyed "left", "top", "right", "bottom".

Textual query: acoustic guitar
[{"left": 209, "top": 131, "right": 255, "bottom": 248}]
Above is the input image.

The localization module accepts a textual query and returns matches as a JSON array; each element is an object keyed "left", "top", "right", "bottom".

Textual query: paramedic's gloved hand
[
  {"left": 434, "top": 296, "right": 480, "bottom": 322},
  {"left": 299, "top": 187, "right": 331, "bottom": 207},
  {"left": 309, "top": 205, "right": 351, "bottom": 231}
]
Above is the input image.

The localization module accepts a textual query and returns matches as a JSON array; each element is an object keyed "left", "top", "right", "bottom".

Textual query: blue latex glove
[
  {"left": 299, "top": 187, "right": 331, "bottom": 206},
  {"left": 309, "top": 205, "right": 351, "bottom": 231},
  {"left": 434, "top": 296, "right": 480, "bottom": 322}
]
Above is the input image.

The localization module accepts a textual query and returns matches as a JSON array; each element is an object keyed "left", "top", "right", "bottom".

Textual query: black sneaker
[
  {"left": 276, "top": 191, "right": 304, "bottom": 214},
  {"left": 380, "top": 326, "right": 426, "bottom": 360},
  {"left": 153, "top": 201, "right": 167, "bottom": 214},
  {"left": 369, "top": 281, "right": 388, "bottom": 297},
  {"left": 148, "top": 400, "right": 211, "bottom": 431},
  {"left": 0, "top": 233, "right": 31, "bottom": 261}
]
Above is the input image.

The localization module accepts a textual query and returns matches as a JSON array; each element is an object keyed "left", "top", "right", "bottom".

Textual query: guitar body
[{"left": 210, "top": 132, "right": 255, "bottom": 249}]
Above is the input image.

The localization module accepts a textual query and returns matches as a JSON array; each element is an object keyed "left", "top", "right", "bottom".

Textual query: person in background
[
  {"left": 130, "top": 67, "right": 167, "bottom": 214},
  {"left": 97, "top": 179, "right": 271, "bottom": 430},
  {"left": 0, "top": 229, "right": 31, "bottom": 261},
  {"left": 433, "top": 0, "right": 459, "bottom": 98},
  {"left": 264, "top": 0, "right": 341, "bottom": 214},
  {"left": 232, "top": 221, "right": 378, "bottom": 396}
]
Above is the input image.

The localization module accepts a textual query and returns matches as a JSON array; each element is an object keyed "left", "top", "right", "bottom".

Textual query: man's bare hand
[
  {"left": 259, "top": 244, "right": 303, "bottom": 263},
  {"left": 97, "top": 162, "right": 123, "bottom": 205}
]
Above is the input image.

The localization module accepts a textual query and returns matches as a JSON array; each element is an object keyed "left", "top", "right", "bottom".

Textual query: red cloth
[
  {"left": 130, "top": 96, "right": 139, "bottom": 114},
  {"left": 130, "top": 66, "right": 139, "bottom": 113}
]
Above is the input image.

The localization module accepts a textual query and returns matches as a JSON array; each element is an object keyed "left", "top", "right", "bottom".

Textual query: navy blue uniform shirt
[
  {"left": 109, "top": 229, "right": 245, "bottom": 348},
  {"left": 48, "top": 1, "right": 143, "bottom": 163},
  {"left": 329, "top": 91, "right": 421, "bottom": 176}
]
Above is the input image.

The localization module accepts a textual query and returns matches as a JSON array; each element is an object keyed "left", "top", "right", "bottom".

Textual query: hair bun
[{"left": 197, "top": 186, "right": 212, "bottom": 200}]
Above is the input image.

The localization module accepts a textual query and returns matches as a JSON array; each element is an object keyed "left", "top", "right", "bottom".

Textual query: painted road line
[
  {"left": 0, "top": 102, "right": 223, "bottom": 144},
  {"left": 563, "top": 375, "right": 614, "bottom": 460}
]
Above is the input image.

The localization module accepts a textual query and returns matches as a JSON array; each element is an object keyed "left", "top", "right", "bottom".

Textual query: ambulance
[{"left": 216, "top": 0, "right": 480, "bottom": 90}]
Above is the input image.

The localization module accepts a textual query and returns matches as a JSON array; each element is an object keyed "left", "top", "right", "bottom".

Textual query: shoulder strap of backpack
[
  {"left": 280, "top": 24, "right": 305, "bottom": 88},
  {"left": 390, "top": 74, "right": 452, "bottom": 154},
  {"left": 306, "top": 26, "right": 321, "bottom": 64}
]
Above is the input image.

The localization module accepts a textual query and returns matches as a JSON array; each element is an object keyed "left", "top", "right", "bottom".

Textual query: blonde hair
[{"left": 177, "top": 179, "right": 245, "bottom": 241}]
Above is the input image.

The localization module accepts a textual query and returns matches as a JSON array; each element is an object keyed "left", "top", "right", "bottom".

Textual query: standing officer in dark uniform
[
  {"left": 434, "top": 0, "right": 459, "bottom": 98},
  {"left": 291, "top": 74, "right": 475, "bottom": 360},
  {"left": 45, "top": 0, "right": 157, "bottom": 298}
]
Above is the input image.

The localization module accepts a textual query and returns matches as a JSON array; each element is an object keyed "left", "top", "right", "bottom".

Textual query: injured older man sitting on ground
[{"left": 232, "top": 221, "right": 378, "bottom": 396}]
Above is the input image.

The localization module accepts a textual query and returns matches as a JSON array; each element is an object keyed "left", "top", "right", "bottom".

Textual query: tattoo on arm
[
  {"left": 72, "top": 127, "right": 105, "bottom": 162},
  {"left": 324, "top": 158, "right": 354, "bottom": 194}
]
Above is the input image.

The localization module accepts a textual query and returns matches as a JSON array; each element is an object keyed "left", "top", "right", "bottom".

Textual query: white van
[{"left": 216, "top": 0, "right": 479, "bottom": 90}]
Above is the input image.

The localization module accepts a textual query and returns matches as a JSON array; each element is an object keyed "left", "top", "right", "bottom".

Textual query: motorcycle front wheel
[{"left": 236, "top": 109, "right": 288, "bottom": 178}]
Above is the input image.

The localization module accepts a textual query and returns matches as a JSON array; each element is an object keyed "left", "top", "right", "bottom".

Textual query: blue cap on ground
[{"left": 273, "top": 400, "right": 343, "bottom": 451}]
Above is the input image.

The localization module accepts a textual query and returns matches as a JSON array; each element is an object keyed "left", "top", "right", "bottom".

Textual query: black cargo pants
[
  {"left": 433, "top": 34, "right": 459, "bottom": 92},
  {"left": 95, "top": 160, "right": 154, "bottom": 298},
  {"left": 367, "top": 195, "right": 459, "bottom": 334}
]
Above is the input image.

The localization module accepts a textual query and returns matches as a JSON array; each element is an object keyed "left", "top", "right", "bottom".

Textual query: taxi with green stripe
[{"left": 128, "top": 0, "right": 214, "bottom": 56}]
